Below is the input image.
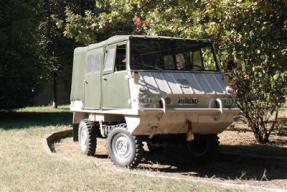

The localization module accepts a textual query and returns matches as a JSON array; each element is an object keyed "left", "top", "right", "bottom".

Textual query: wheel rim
[
  {"left": 80, "top": 127, "right": 88, "bottom": 152},
  {"left": 112, "top": 133, "right": 132, "bottom": 163}
]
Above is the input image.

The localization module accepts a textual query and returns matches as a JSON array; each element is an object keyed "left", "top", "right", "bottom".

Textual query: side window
[
  {"left": 104, "top": 47, "right": 116, "bottom": 72},
  {"left": 115, "top": 44, "right": 127, "bottom": 71},
  {"left": 86, "top": 52, "right": 102, "bottom": 74}
]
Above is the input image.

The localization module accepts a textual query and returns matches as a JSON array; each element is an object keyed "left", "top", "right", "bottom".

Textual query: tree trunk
[
  {"left": 253, "top": 129, "right": 269, "bottom": 144},
  {"left": 52, "top": 73, "right": 58, "bottom": 108}
]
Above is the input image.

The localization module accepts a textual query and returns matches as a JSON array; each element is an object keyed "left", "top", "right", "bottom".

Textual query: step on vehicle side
[{"left": 70, "top": 35, "right": 240, "bottom": 168}]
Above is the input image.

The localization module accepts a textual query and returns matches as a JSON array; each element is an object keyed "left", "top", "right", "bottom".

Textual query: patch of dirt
[{"left": 54, "top": 125, "right": 287, "bottom": 190}]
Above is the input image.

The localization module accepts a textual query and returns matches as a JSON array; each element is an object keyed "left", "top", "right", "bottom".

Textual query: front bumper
[{"left": 128, "top": 107, "right": 240, "bottom": 135}]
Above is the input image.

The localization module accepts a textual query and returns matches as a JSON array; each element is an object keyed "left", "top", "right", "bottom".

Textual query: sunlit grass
[{"left": 16, "top": 105, "right": 70, "bottom": 113}]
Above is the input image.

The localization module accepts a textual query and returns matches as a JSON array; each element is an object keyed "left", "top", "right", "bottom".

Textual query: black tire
[
  {"left": 107, "top": 124, "right": 143, "bottom": 168},
  {"left": 186, "top": 134, "right": 219, "bottom": 161},
  {"left": 72, "top": 123, "right": 79, "bottom": 142},
  {"left": 78, "top": 119, "right": 97, "bottom": 156}
]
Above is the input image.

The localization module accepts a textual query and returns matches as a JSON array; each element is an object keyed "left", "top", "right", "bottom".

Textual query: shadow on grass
[
  {"left": 56, "top": 137, "right": 287, "bottom": 181},
  {"left": 139, "top": 145, "right": 287, "bottom": 181},
  {"left": 0, "top": 111, "right": 72, "bottom": 129}
]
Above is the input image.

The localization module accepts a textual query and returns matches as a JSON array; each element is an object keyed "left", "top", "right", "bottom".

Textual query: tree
[
  {"left": 56, "top": 0, "right": 152, "bottom": 45},
  {"left": 140, "top": 0, "right": 287, "bottom": 143},
  {"left": 217, "top": 0, "right": 287, "bottom": 143},
  {"left": 40, "top": 0, "right": 95, "bottom": 108},
  {"left": 0, "top": 0, "right": 44, "bottom": 109}
]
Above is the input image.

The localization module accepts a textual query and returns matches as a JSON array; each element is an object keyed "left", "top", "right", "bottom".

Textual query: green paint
[
  {"left": 71, "top": 35, "right": 213, "bottom": 110},
  {"left": 102, "top": 71, "right": 131, "bottom": 109},
  {"left": 71, "top": 36, "right": 132, "bottom": 110},
  {"left": 84, "top": 74, "right": 101, "bottom": 109},
  {"left": 84, "top": 48, "right": 104, "bottom": 109},
  {"left": 70, "top": 47, "right": 88, "bottom": 102}
]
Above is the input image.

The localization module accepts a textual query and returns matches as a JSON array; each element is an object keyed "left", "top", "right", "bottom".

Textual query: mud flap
[{"left": 186, "top": 120, "right": 194, "bottom": 142}]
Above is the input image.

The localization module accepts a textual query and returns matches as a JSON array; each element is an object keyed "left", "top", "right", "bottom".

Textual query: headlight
[
  {"left": 140, "top": 97, "right": 152, "bottom": 104},
  {"left": 225, "top": 86, "right": 235, "bottom": 94},
  {"left": 139, "top": 95, "right": 161, "bottom": 108}
]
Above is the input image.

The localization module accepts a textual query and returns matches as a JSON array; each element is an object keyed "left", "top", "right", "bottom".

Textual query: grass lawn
[{"left": 0, "top": 106, "right": 235, "bottom": 192}]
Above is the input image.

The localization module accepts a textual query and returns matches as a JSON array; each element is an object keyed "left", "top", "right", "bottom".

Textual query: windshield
[{"left": 130, "top": 38, "right": 219, "bottom": 71}]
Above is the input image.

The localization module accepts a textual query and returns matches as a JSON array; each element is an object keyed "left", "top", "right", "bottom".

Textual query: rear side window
[
  {"left": 104, "top": 43, "right": 127, "bottom": 73},
  {"left": 86, "top": 52, "right": 103, "bottom": 74},
  {"left": 114, "top": 44, "right": 127, "bottom": 71},
  {"left": 104, "top": 47, "right": 116, "bottom": 72}
]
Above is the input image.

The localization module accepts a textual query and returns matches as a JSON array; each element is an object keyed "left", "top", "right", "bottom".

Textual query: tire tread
[{"left": 78, "top": 119, "right": 97, "bottom": 156}]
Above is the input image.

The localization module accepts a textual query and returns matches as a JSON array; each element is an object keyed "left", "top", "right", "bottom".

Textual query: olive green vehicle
[{"left": 70, "top": 35, "right": 240, "bottom": 168}]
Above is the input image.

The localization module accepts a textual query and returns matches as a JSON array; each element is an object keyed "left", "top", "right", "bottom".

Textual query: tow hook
[{"left": 186, "top": 120, "right": 194, "bottom": 142}]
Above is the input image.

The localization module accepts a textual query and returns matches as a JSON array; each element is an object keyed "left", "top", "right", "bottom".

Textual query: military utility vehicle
[{"left": 70, "top": 35, "right": 240, "bottom": 168}]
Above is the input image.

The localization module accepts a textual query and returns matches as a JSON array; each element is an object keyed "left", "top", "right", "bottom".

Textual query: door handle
[
  {"left": 103, "top": 78, "right": 107, "bottom": 81},
  {"left": 84, "top": 80, "right": 88, "bottom": 84}
]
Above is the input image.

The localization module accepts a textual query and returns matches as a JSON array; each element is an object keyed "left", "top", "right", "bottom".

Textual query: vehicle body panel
[
  {"left": 84, "top": 47, "right": 104, "bottom": 109},
  {"left": 102, "top": 71, "right": 131, "bottom": 109}
]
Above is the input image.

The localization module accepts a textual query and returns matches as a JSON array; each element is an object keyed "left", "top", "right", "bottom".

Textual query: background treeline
[
  {"left": 0, "top": 0, "right": 102, "bottom": 109},
  {"left": 0, "top": 0, "right": 286, "bottom": 143}
]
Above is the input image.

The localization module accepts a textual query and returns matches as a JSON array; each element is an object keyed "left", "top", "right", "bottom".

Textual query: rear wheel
[
  {"left": 186, "top": 134, "right": 219, "bottom": 161},
  {"left": 147, "top": 142, "right": 164, "bottom": 153},
  {"left": 107, "top": 124, "right": 143, "bottom": 168},
  {"left": 78, "top": 119, "right": 97, "bottom": 156}
]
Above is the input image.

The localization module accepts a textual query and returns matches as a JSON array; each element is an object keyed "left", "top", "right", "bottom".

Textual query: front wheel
[
  {"left": 107, "top": 125, "right": 143, "bottom": 168},
  {"left": 186, "top": 134, "right": 219, "bottom": 161}
]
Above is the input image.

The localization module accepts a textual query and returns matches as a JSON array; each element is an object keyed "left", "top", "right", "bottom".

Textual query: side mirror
[{"left": 223, "top": 60, "right": 237, "bottom": 84}]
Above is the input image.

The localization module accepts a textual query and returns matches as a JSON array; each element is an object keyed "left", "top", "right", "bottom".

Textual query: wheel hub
[
  {"left": 113, "top": 134, "right": 131, "bottom": 160},
  {"left": 80, "top": 127, "right": 88, "bottom": 151},
  {"left": 116, "top": 137, "right": 129, "bottom": 154}
]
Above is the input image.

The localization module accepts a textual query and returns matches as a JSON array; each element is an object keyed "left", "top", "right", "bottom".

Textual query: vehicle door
[
  {"left": 84, "top": 48, "right": 104, "bottom": 109},
  {"left": 102, "top": 43, "right": 131, "bottom": 109}
]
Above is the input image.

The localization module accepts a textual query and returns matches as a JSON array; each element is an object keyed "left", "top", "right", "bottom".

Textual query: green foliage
[
  {"left": 0, "top": 0, "right": 95, "bottom": 109},
  {"left": 0, "top": 0, "right": 44, "bottom": 109},
  {"left": 57, "top": 1, "right": 137, "bottom": 45},
  {"left": 220, "top": 1, "right": 287, "bottom": 143},
  {"left": 39, "top": 0, "right": 93, "bottom": 86}
]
